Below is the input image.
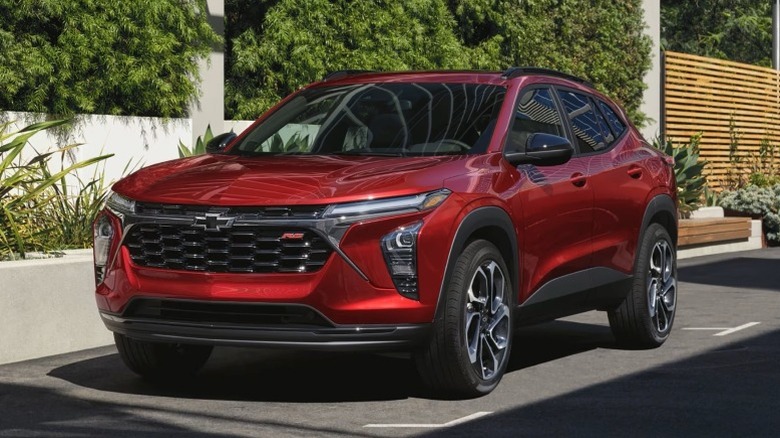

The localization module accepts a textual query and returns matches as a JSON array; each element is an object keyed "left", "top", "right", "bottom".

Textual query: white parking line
[
  {"left": 714, "top": 322, "right": 761, "bottom": 336},
  {"left": 683, "top": 322, "right": 761, "bottom": 337},
  {"left": 364, "top": 411, "right": 492, "bottom": 428}
]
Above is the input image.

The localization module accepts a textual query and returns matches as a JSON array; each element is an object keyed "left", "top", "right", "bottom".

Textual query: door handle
[
  {"left": 570, "top": 172, "right": 587, "bottom": 187},
  {"left": 627, "top": 166, "right": 643, "bottom": 179}
]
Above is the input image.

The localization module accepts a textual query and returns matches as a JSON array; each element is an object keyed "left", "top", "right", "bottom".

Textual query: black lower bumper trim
[{"left": 100, "top": 312, "right": 432, "bottom": 352}]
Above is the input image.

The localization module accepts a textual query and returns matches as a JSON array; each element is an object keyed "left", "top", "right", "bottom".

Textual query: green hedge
[
  {"left": 0, "top": 0, "right": 217, "bottom": 118},
  {"left": 226, "top": 0, "right": 652, "bottom": 123}
]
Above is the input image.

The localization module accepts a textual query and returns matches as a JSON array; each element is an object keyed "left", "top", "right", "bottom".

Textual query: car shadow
[
  {"left": 48, "top": 320, "right": 618, "bottom": 403},
  {"left": 678, "top": 249, "right": 780, "bottom": 293},
  {"left": 419, "top": 328, "right": 780, "bottom": 437}
]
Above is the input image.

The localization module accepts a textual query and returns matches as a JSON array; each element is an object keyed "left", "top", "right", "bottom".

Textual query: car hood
[{"left": 112, "top": 154, "right": 464, "bottom": 206}]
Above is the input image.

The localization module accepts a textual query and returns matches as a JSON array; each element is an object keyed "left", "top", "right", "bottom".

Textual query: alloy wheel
[
  {"left": 464, "top": 260, "right": 511, "bottom": 380},
  {"left": 647, "top": 240, "right": 676, "bottom": 333}
]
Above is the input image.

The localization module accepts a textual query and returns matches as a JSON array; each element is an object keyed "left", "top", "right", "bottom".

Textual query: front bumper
[{"left": 100, "top": 298, "right": 431, "bottom": 351}]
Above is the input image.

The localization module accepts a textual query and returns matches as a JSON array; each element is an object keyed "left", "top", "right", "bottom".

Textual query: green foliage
[
  {"left": 719, "top": 120, "right": 780, "bottom": 190},
  {"left": 451, "top": 0, "right": 652, "bottom": 125},
  {"left": 225, "top": 0, "right": 652, "bottom": 125},
  {"left": 0, "top": 120, "right": 112, "bottom": 259},
  {"left": 39, "top": 158, "right": 120, "bottom": 250},
  {"left": 0, "top": 0, "right": 219, "bottom": 117},
  {"left": 718, "top": 184, "right": 780, "bottom": 244},
  {"left": 748, "top": 139, "right": 780, "bottom": 187},
  {"left": 661, "top": 1, "right": 772, "bottom": 66},
  {"left": 226, "top": 0, "right": 467, "bottom": 118},
  {"left": 178, "top": 125, "right": 215, "bottom": 158},
  {"left": 653, "top": 133, "right": 708, "bottom": 218}
]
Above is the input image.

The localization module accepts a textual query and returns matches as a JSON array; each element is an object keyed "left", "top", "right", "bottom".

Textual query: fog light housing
[
  {"left": 381, "top": 221, "right": 423, "bottom": 300},
  {"left": 93, "top": 214, "right": 115, "bottom": 284}
]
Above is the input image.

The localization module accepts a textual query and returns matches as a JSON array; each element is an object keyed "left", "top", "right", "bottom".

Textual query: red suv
[{"left": 93, "top": 68, "right": 678, "bottom": 397}]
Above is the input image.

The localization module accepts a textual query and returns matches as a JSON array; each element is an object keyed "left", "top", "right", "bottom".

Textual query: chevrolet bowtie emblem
[{"left": 192, "top": 213, "right": 236, "bottom": 231}]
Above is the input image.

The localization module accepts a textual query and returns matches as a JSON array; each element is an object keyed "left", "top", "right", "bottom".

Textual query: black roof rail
[
  {"left": 322, "top": 69, "right": 376, "bottom": 81},
  {"left": 501, "top": 67, "right": 594, "bottom": 88}
]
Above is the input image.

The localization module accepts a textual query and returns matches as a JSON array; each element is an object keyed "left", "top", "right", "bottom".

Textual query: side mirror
[
  {"left": 504, "top": 133, "right": 573, "bottom": 166},
  {"left": 206, "top": 132, "right": 237, "bottom": 154}
]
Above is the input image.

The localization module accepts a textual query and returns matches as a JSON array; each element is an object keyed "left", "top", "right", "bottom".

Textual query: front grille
[
  {"left": 125, "top": 225, "right": 333, "bottom": 273},
  {"left": 135, "top": 202, "right": 325, "bottom": 219},
  {"left": 123, "top": 298, "right": 333, "bottom": 328}
]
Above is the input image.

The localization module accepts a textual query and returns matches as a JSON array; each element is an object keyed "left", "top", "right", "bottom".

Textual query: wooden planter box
[{"left": 678, "top": 217, "right": 752, "bottom": 248}]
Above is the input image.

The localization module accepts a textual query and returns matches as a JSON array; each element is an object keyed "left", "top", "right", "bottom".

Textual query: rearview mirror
[
  {"left": 206, "top": 132, "right": 237, "bottom": 154},
  {"left": 504, "top": 133, "right": 573, "bottom": 166}
]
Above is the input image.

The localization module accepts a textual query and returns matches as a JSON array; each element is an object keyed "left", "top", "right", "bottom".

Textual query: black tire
[
  {"left": 415, "top": 239, "right": 514, "bottom": 398},
  {"left": 114, "top": 333, "right": 213, "bottom": 380},
  {"left": 608, "top": 223, "right": 677, "bottom": 348}
]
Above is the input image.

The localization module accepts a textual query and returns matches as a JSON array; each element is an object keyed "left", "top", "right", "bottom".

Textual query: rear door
[{"left": 584, "top": 97, "right": 656, "bottom": 274}]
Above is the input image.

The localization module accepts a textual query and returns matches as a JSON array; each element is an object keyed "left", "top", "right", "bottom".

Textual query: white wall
[
  {"left": 3, "top": 111, "right": 190, "bottom": 186},
  {"left": 641, "top": 0, "right": 662, "bottom": 141},
  {"left": 2, "top": 112, "right": 258, "bottom": 186},
  {"left": 191, "top": 0, "right": 225, "bottom": 144},
  {"left": 0, "top": 250, "right": 113, "bottom": 365}
]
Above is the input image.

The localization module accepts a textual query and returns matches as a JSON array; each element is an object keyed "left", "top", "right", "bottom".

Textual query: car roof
[{"left": 315, "top": 67, "right": 594, "bottom": 89}]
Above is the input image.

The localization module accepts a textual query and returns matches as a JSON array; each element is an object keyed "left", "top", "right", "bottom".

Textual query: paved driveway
[{"left": 2, "top": 248, "right": 779, "bottom": 437}]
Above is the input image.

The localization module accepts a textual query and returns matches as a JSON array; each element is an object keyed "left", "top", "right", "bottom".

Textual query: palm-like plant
[
  {"left": 1, "top": 119, "right": 111, "bottom": 258},
  {"left": 653, "top": 133, "right": 708, "bottom": 218}
]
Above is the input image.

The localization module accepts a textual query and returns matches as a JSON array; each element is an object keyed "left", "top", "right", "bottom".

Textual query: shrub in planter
[
  {"left": 0, "top": 119, "right": 111, "bottom": 259},
  {"left": 653, "top": 133, "right": 708, "bottom": 218},
  {"left": 718, "top": 184, "right": 780, "bottom": 244}
]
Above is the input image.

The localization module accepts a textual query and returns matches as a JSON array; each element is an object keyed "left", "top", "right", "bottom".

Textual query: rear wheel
[
  {"left": 415, "top": 240, "right": 513, "bottom": 398},
  {"left": 608, "top": 223, "right": 677, "bottom": 348},
  {"left": 114, "top": 333, "right": 213, "bottom": 380}
]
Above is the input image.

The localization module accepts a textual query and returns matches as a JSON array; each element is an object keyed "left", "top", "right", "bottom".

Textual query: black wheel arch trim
[
  {"left": 434, "top": 206, "right": 519, "bottom": 320},
  {"left": 639, "top": 194, "right": 678, "bottom": 248}
]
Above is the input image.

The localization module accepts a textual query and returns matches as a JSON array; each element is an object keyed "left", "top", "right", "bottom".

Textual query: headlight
[
  {"left": 381, "top": 221, "right": 423, "bottom": 300},
  {"left": 106, "top": 191, "right": 136, "bottom": 216},
  {"left": 323, "top": 189, "right": 450, "bottom": 220},
  {"left": 93, "top": 213, "right": 115, "bottom": 284}
]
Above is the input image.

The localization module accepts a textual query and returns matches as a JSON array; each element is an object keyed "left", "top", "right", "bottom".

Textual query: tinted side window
[
  {"left": 556, "top": 90, "right": 608, "bottom": 153},
  {"left": 591, "top": 97, "right": 615, "bottom": 146},
  {"left": 597, "top": 100, "right": 626, "bottom": 137},
  {"left": 507, "top": 88, "right": 564, "bottom": 153}
]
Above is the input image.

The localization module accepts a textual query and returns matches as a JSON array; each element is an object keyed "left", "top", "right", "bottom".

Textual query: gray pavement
[{"left": 2, "top": 248, "right": 779, "bottom": 437}]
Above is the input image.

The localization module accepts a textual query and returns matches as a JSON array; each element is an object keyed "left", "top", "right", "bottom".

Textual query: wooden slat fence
[{"left": 663, "top": 51, "right": 780, "bottom": 190}]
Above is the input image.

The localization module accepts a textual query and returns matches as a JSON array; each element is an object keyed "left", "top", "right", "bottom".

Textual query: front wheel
[
  {"left": 608, "top": 223, "right": 677, "bottom": 348},
  {"left": 415, "top": 239, "right": 513, "bottom": 398}
]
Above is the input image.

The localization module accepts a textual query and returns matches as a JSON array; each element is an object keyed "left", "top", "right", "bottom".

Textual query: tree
[
  {"left": 226, "top": 0, "right": 652, "bottom": 126},
  {"left": 661, "top": 0, "right": 773, "bottom": 67},
  {"left": 225, "top": 0, "right": 468, "bottom": 119},
  {"left": 450, "top": 0, "right": 652, "bottom": 125},
  {"left": 0, "top": 0, "right": 218, "bottom": 118}
]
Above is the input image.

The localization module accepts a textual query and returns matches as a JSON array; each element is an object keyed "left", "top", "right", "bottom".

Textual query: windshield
[{"left": 230, "top": 83, "right": 506, "bottom": 156}]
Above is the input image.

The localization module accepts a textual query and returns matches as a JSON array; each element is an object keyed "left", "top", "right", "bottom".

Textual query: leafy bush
[
  {"left": 718, "top": 184, "right": 780, "bottom": 244},
  {"left": 39, "top": 159, "right": 117, "bottom": 250},
  {"left": 225, "top": 0, "right": 652, "bottom": 123},
  {"left": 178, "top": 125, "right": 214, "bottom": 158},
  {"left": 226, "top": 0, "right": 468, "bottom": 118},
  {"left": 450, "top": 0, "right": 652, "bottom": 125},
  {"left": 0, "top": 0, "right": 218, "bottom": 117},
  {"left": 719, "top": 121, "right": 780, "bottom": 190},
  {"left": 0, "top": 119, "right": 111, "bottom": 259},
  {"left": 653, "top": 133, "right": 708, "bottom": 218}
]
